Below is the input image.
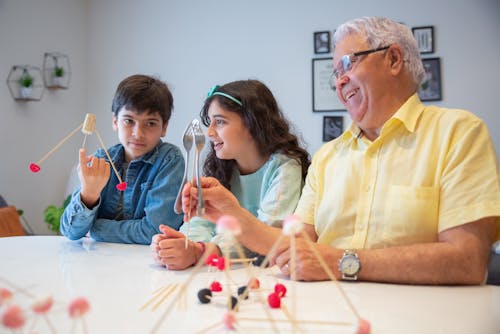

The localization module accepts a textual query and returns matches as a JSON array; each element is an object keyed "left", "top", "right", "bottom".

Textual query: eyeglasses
[{"left": 329, "top": 45, "right": 391, "bottom": 90}]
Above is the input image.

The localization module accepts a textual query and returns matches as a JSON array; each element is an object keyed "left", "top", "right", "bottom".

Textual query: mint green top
[{"left": 180, "top": 153, "right": 304, "bottom": 258}]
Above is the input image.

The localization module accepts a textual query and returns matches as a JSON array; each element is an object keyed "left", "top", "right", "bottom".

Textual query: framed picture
[
  {"left": 418, "top": 57, "right": 442, "bottom": 101},
  {"left": 323, "top": 116, "right": 344, "bottom": 142},
  {"left": 412, "top": 26, "right": 434, "bottom": 54},
  {"left": 312, "top": 58, "right": 345, "bottom": 112},
  {"left": 314, "top": 31, "right": 331, "bottom": 54}
]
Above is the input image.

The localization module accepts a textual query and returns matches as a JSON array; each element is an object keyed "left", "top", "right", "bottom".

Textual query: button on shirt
[{"left": 295, "top": 94, "right": 500, "bottom": 249}]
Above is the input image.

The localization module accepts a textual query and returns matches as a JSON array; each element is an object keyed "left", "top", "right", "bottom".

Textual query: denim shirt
[{"left": 60, "top": 141, "right": 184, "bottom": 244}]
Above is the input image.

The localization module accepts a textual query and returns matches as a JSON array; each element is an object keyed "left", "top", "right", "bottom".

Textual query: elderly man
[{"left": 182, "top": 16, "right": 500, "bottom": 285}]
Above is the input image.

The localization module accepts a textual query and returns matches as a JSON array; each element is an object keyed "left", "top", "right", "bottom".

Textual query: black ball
[
  {"left": 237, "top": 285, "right": 249, "bottom": 300},
  {"left": 197, "top": 288, "right": 212, "bottom": 304}
]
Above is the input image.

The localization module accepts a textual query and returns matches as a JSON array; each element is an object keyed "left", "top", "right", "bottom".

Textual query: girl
[{"left": 152, "top": 79, "right": 310, "bottom": 269}]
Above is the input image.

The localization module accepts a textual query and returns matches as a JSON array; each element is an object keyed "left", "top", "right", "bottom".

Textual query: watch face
[{"left": 340, "top": 254, "right": 360, "bottom": 275}]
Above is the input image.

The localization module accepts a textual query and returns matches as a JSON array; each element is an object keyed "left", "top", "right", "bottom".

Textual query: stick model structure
[{"left": 29, "top": 113, "right": 127, "bottom": 191}]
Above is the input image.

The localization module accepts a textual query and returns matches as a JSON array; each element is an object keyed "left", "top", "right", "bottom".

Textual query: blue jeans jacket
[{"left": 60, "top": 141, "right": 184, "bottom": 244}]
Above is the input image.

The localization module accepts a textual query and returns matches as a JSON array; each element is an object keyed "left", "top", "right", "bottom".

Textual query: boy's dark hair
[
  {"left": 200, "top": 79, "right": 311, "bottom": 189},
  {"left": 111, "top": 74, "right": 173, "bottom": 124}
]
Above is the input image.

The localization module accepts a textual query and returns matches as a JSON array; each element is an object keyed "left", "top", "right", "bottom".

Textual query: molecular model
[
  {"left": 29, "top": 113, "right": 127, "bottom": 191},
  {"left": 144, "top": 215, "right": 371, "bottom": 334},
  {"left": 0, "top": 278, "right": 90, "bottom": 334}
]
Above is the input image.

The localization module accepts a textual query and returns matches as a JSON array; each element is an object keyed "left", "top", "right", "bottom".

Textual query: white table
[{"left": 0, "top": 236, "right": 499, "bottom": 334}]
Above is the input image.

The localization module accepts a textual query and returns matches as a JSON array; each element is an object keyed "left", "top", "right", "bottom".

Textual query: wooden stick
[
  {"left": 82, "top": 134, "right": 88, "bottom": 149},
  {"left": 139, "top": 284, "right": 176, "bottom": 311},
  {"left": 289, "top": 236, "right": 300, "bottom": 333},
  {"left": 237, "top": 317, "right": 353, "bottom": 327},
  {"left": 232, "top": 237, "right": 280, "bottom": 334},
  {"left": 94, "top": 129, "right": 123, "bottom": 183},
  {"left": 34, "top": 123, "right": 83, "bottom": 165},
  {"left": 299, "top": 230, "right": 361, "bottom": 320},
  {"left": 281, "top": 304, "right": 305, "bottom": 334},
  {"left": 150, "top": 243, "right": 218, "bottom": 334},
  {"left": 229, "top": 257, "right": 257, "bottom": 264},
  {"left": 152, "top": 284, "right": 179, "bottom": 311},
  {"left": 257, "top": 233, "right": 286, "bottom": 270}
]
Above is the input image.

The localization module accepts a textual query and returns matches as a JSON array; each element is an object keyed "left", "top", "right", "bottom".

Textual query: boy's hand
[{"left": 78, "top": 148, "right": 111, "bottom": 208}]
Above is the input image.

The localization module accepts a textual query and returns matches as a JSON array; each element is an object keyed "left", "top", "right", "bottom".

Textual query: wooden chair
[{"left": 0, "top": 206, "right": 26, "bottom": 237}]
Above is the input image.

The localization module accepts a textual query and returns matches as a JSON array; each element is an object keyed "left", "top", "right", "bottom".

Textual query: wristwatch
[{"left": 338, "top": 249, "right": 361, "bottom": 281}]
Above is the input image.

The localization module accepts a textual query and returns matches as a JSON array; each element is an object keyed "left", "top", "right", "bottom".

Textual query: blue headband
[{"left": 206, "top": 85, "right": 242, "bottom": 106}]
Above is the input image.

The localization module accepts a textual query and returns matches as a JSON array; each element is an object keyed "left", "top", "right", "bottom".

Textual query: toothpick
[
  {"left": 94, "top": 129, "right": 123, "bottom": 184},
  {"left": 299, "top": 230, "right": 361, "bottom": 320},
  {"left": 237, "top": 317, "right": 353, "bottom": 327},
  {"left": 34, "top": 123, "right": 83, "bottom": 166}
]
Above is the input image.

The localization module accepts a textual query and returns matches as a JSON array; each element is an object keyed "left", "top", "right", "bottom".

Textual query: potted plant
[
  {"left": 44, "top": 195, "right": 71, "bottom": 234},
  {"left": 18, "top": 72, "right": 33, "bottom": 98},
  {"left": 53, "top": 66, "right": 65, "bottom": 86}
]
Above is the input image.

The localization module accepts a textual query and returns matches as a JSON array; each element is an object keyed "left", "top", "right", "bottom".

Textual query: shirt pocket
[{"left": 383, "top": 185, "right": 439, "bottom": 244}]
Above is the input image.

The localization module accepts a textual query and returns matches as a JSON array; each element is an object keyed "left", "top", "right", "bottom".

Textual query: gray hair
[{"left": 333, "top": 17, "right": 424, "bottom": 86}]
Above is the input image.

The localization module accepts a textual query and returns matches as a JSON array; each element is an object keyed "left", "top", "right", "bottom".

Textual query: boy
[{"left": 60, "top": 74, "right": 184, "bottom": 244}]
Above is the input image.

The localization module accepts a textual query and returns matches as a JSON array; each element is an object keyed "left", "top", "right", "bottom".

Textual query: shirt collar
[{"left": 343, "top": 93, "right": 425, "bottom": 141}]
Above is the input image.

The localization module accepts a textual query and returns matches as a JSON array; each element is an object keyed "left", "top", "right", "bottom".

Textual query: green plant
[
  {"left": 54, "top": 66, "right": 64, "bottom": 77},
  {"left": 44, "top": 195, "right": 71, "bottom": 233},
  {"left": 19, "top": 74, "right": 33, "bottom": 88}
]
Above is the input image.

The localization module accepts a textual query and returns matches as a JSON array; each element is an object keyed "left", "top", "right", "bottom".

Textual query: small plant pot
[
  {"left": 20, "top": 87, "right": 32, "bottom": 99},
  {"left": 52, "top": 76, "right": 64, "bottom": 87}
]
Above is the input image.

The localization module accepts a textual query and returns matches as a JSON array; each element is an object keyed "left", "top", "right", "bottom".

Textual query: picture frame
[
  {"left": 312, "top": 58, "right": 345, "bottom": 112},
  {"left": 418, "top": 57, "right": 442, "bottom": 101},
  {"left": 412, "top": 26, "right": 434, "bottom": 54},
  {"left": 314, "top": 31, "right": 331, "bottom": 54},
  {"left": 323, "top": 116, "right": 344, "bottom": 142}
]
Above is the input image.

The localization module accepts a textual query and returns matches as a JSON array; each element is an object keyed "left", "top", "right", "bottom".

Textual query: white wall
[
  {"left": 1, "top": 0, "right": 499, "bottom": 234},
  {"left": 0, "top": 0, "right": 88, "bottom": 234}
]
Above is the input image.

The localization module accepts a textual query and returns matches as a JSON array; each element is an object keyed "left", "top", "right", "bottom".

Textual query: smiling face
[
  {"left": 206, "top": 100, "right": 265, "bottom": 174},
  {"left": 112, "top": 107, "right": 167, "bottom": 162},
  {"left": 333, "top": 34, "right": 395, "bottom": 137}
]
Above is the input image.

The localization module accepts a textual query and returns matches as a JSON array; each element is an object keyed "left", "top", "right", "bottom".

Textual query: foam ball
[
  {"left": 1, "top": 305, "right": 25, "bottom": 329},
  {"left": 210, "top": 281, "right": 222, "bottom": 292},
  {"left": 223, "top": 311, "right": 237, "bottom": 330},
  {"left": 32, "top": 295, "right": 53, "bottom": 314},
  {"left": 197, "top": 288, "right": 212, "bottom": 304},
  {"left": 282, "top": 215, "right": 304, "bottom": 235},
  {"left": 247, "top": 277, "right": 260, "bottom": 289},
  {"left": 274, "top": 283, "right": 287, "bottom": 297},
  {"left": 0, "top": 288, "right": 12, "bottom": 306},
  {"left": 68, "top": 297, "right": 90, "bottom": 318},
  {"left": 216, "top": 215, "right": 241, "bottom": 235},
  {"left": 237, "top": 286, "right": 249, "bottom": 300},
  {"left": 205, "top": 253, "right": 218, "bottom": 266},
  {"left": 267, "top": 292, "right": 281, "bottom": 308}
]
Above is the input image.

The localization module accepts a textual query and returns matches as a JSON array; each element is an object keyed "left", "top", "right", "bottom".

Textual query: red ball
[
  {"left": 216, "top": 257, "right": 226, "bottom": 271},
  {"left": 68, "top": 297, "right": 90, "bottom": 318},
  {"left": 29, "top": 163, "right": 41, "bottom": 173},
  {"left": 2, "top": 305, "right": 25, "bottom": 329},
  {"left": 210, "top": 281, "right": 223, "bottom": 292},
  {"left": 267, "top": 292, "right": 281, "bottom": 308},
  {"left": 247, "top": 277, "right": 260, "bottom": 289},
  {"left": 116, "top": 182, "right": 127, "bottom": 191},
  {"left": 274, "top": 283, "right": 287, "bottom": 297},
  {"left": 356, "top": 318, "right": 371, "bottom": 334},
  {"left": 205, "top": 253, "right": 218, "bottom": 266}
]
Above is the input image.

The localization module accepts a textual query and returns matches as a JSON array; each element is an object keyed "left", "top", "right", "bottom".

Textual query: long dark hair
[{"left": 200, "top": 80, "right": 310, "bottom": 189}]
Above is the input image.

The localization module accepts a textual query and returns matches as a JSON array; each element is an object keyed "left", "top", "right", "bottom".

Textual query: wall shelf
[
  {"left": 6, "top": 65, "right": 44, "bottom": 101},
  {"left": 43, "top": 52, "right": 71, "bottom": 89}
]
